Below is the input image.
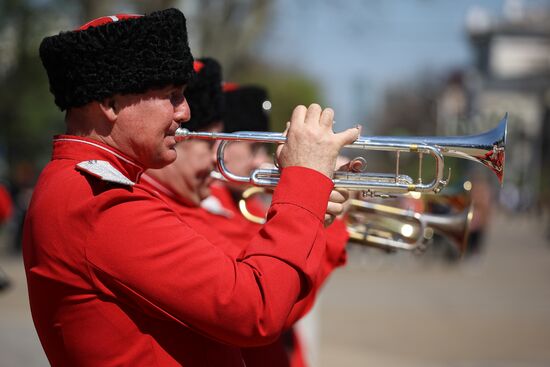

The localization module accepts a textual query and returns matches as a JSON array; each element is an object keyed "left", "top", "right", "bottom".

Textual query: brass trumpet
[
  {"left": 238, "top": 187, "right": 473, "bottom": 254},
  {"left": 176, "top": 114, "right": 507, "bottom": 197},
  {"left": 238, "top": 187, "right": 271, "bottom": 225},
  {"left": 346, "top": 199, "right": 473, "bottom": 254}
]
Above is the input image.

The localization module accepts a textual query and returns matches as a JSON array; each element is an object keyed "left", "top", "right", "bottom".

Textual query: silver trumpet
[
  {"left": 176, "top": 114, "right": 507, "bottom": 196},
  {"left": 346, "top": 199, "right": 473, "bottom": 254}
]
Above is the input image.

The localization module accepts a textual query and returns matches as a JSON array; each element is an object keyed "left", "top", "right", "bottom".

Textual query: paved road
[
  {"left": 0, "top": 255, "right": 48, "bottom": 366},
  {"left": 316, "top": 213, "right": 550, "bottom": 367},
  {"left": 1, "top": 212, "right": 549, "bottom": 366}
]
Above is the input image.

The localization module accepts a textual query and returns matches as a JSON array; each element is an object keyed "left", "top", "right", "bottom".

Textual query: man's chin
[{"left": 149, "top": 151, "right": 177, "bottom": 170}]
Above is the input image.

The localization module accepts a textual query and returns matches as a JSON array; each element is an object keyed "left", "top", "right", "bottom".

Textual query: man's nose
[{"left": 174, "top": 98, "right": 191, "bottom": 124}]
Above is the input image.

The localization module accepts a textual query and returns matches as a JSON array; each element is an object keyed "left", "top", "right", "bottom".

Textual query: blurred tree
[
  {"left": 182, "top": 0, "right": 326, "bottom": 132},
  {"left": 129, "top": 0, "right": 179, "bottom": 15},
  {"left": 0, "top": 0, "right": 77, "bottom": 180},
  {"left": 79, "top": 0, "right": 113, "bottom": 20},
  {"left": 185, "top": 0, "right": 273, "bottom": 77},
  {"left": 0, "top": 0, "right": 182, "bottom": 178}
]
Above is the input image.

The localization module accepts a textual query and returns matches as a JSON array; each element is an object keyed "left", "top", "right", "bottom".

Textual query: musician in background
[
  {"left": 145, "top": 61, "right": 349, "bottom": 366},
  {"left": 201, "top": 84, "right": 274, "bottom": 248},
  {"left": 24, "top": 9, "right": 360, "bottom": 366},
  {"left": 203, "top": 83, "right": 350, "bottom": 367}
]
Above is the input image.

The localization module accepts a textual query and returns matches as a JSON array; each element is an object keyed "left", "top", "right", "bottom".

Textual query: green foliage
[
  {"left": 0, "top": 0, "right": 71, "bottom": 178},
  {"left": 230, "top": 66, "right": 323, "bottom": 133}
]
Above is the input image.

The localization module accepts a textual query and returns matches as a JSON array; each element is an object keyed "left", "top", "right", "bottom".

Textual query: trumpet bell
[
  {"left": 429, "top": 114, "right": 506, "bottom": 184},
  {"left": 420, "top": 203, "right": 474, "bottom": 255},
  {"left": 347, "top": 199, "right": 474, "bottom": 255},
  {"left": 353, "top": 113, "right": 507, "bottom": 185}
]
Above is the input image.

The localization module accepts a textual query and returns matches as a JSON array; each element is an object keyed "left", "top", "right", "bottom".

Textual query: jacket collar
[{"left": 52, "top": 135, "right": 144, "bottom": 183}]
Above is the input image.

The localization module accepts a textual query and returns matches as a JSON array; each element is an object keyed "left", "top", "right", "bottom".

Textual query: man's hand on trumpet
[
  {"left": 324, "top": 155, "right": 358, "bottom": 227},
  {"left": 277, "top": 104, "right": 361, "bottom": 179},
  {"left": 325, "top": 188, "right": 350, "bottom": 227},
  {"left": 276, "top": 104, "right": 360, "bottom": 227}
]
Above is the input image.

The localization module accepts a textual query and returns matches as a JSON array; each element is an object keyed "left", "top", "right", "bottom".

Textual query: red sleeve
[
  {"left": 323, "top": 218, "right": 349, "bottom": 268},
  {"left": 85, "top": 166, "right": 333, "bottom": 347},
  {"left": 284, "top": 217, "right": 349, "bottom": 326}
]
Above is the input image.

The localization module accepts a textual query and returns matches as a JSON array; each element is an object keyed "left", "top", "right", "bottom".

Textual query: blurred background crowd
[{"left": 1, "top": 0, "right": 549, "bottom": 366}]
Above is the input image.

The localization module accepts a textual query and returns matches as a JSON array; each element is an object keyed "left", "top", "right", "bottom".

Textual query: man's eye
[{"left": 170, "top": 91, "right": 185, "bottom": 105}]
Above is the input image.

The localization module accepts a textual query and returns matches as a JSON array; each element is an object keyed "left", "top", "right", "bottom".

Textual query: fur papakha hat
[
  {"left": 184, "top": 57, "right": 224, "bottom": 132},
  {"left": 39, "top": 8, "right": 194, "bottom": 111},
  {"left": 223, "top": 84, "right": 271, "bottom": 133}
]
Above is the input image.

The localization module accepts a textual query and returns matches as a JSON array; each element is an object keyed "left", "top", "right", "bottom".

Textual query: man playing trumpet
[{"left": 23, "top": 9, "right": 360, "bottom": 366}]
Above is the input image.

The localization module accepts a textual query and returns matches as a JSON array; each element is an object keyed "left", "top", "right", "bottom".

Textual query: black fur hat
[
  {"left": 39, "top": 8, "right": 194, "bottom": 111},
  {"left": 184, "top": 57, "right": 224, "bottom": 132},
  {"left": 223, "top": 85, "right": 270, "bottom": 133}
]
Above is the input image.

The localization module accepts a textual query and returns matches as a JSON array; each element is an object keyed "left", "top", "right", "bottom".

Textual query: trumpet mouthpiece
[{"left": 174, "top": 127, "right": 191, "bottom": 142}]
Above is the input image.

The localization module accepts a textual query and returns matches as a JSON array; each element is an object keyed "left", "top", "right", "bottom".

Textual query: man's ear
[{"left": 98, "top": 97, "right": 118, "bottom": 123}]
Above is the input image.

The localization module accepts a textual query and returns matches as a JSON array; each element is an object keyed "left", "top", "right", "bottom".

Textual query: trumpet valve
[{"left": 349, "top": 157, "right": 367, "bottom": 172}]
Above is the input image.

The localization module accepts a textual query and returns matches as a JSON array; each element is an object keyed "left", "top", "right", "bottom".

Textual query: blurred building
[{"left": 440, "top": 1, "right": 550, "bottom": 212}]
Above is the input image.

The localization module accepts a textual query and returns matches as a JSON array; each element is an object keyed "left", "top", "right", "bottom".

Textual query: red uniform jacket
[
  {"left": 205, "top": 184, "right": 349, "bottom": 367},
  {"left": 204, "top": 184, "right": 349, "bottom": 321},
  {"left": 140, "top": 177, "right": 349, "bottom": 367},
  {"left": 23, "top": 136, "right": 334, "bottom": 367}
]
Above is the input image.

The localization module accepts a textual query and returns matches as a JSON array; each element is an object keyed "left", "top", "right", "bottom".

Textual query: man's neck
[{"left": 65, "top": 105, "right": 114, "bottom": 146}]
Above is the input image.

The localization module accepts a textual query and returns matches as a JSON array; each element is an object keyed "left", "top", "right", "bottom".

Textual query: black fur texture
[
  {"left": 39, "top": 8, "right": 194, "bottom": 111},
  {"left": 223, "top": 86, "right": 270, "bottom": 133},
  {"left": 184, "top": 57, "right": 224, "bottom": 132}
]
